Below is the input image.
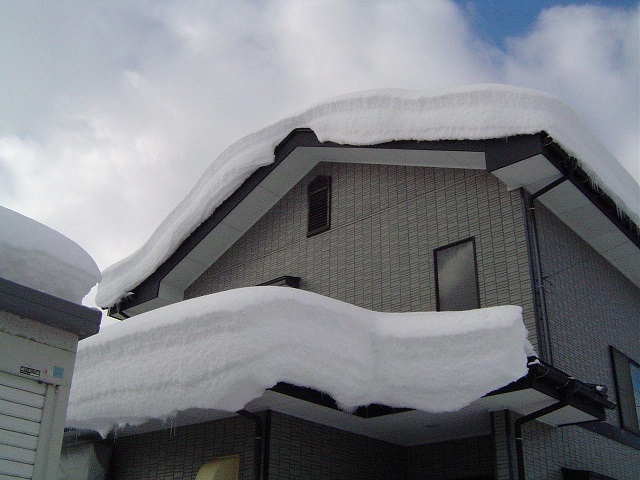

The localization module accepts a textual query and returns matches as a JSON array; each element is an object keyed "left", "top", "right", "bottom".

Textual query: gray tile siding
[
  {"left": 522, "top": 422, "right": 639, "bottom": 480},
  {"left": 526, "top": 202, "right": 640, "bottom": 478},
  {"left": 535, "top": 203, "right": 640, "bottom": 427},
  {"left": 185, "top": 162, "right": 537, "bottom": 350}
]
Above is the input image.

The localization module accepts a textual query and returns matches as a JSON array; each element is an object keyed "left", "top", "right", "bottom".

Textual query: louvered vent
[{"left": 307, "top": 175, "right": 331, "bottom": 237}]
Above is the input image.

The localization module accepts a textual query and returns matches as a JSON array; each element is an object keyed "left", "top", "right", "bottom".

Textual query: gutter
[{"left": 513, "top": 358, "right": 616, "bottom": 480}]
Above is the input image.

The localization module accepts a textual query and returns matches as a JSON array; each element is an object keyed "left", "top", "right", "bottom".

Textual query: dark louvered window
[{"left": 307, "top": 175, "right": 331, "bottom": 237}]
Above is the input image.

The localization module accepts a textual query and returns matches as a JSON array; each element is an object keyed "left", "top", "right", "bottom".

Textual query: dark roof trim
[
  {"left": 269, "top": 382, "right": 411, "bottom": 419},
  {"left": 270, "top": 356, "right": 614, "bottom": 422},
  {"left": 540, "top": 135, "right": 640, "bottom": 249},
  {"left": 490, "top": 357, "right": 615, "bottom": 421},
  {"left": 110, "top": 129, "right": 639, "bottom": 315},
  {"left": 109, "top": 130, "right": 510, "bottom": 314},
  {"left": 486, "top": 132, "right": 640, "bottom": 249},
  {"left": 0, "top": 277, "right": 101, "bottom": 339}
]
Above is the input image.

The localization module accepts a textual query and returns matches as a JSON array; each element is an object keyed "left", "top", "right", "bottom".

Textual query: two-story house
[{"left": 64, "top": 85, "right": 640, "bottom": 480}]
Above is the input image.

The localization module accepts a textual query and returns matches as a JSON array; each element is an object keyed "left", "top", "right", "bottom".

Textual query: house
[
  {"left": 0, "top": 206, "right": 101, "bottom": 479},
  {"left": 65, "top": 85, "right": 639, "bottom": 479}
]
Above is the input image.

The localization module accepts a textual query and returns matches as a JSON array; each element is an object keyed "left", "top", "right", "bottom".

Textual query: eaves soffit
[{"left": 490, "top": 136, "right": 640, "bottom": 289}]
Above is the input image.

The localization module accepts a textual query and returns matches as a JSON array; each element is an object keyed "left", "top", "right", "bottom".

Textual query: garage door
[{"left": 0, "top": 370, "right": 46, "bottom": 479}]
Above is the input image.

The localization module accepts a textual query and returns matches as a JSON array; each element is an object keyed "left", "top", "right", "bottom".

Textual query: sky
[{"left": 0, "top": 1, "right": 638, "bottom": 320}]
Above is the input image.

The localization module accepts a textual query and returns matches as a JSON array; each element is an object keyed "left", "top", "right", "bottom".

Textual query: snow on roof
[
  {"left": 96, "top": 84, "right": 639, "bottom": 308},
  {"left": 0, "top": 206, "right": 100, "bottom": 304},
  {"left": 67, "top": 287, "right": 530, "bottom": 437}
]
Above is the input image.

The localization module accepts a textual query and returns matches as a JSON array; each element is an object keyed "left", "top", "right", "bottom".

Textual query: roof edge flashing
[{"left": 0, "top": 277, "right": 101, "bottom": 339}]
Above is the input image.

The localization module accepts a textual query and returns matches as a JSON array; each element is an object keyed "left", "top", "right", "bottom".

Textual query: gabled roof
[{"left": 96, "top": 85, "right": 640, "bottom": 315}]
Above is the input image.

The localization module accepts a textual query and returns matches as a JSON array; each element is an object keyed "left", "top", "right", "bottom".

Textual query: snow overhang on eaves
[
  {"left": 72, "top": 359, "right": 614, "bottom": 447},
  {"left": 111, "top": 130, "right": 640, "bottom": 319}
]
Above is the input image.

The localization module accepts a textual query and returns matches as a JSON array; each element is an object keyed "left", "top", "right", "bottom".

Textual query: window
[
  {"left": 307, "top": 175, "right": 331, "bottom": 236},
  {"left": 610, "top": 347, "right": 640, "bottom": 434},
  {"left": 434, "top": 237, "right": 480, "bottom": 311}
]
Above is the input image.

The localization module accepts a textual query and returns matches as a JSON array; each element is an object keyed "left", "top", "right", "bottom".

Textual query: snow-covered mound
[
  {"left": 67, "top": 287, "right": 530, "bottom": 436},
  {"left": 0, "top": 206, "right": 101, "bottom": 304},
  {"left": 96, "top": 85, "right": 639, "bottom": 307}
]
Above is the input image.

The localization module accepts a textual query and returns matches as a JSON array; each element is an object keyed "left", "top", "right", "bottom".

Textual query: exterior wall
[
  {"left": 529, "top": 203, "right": 640, "bottom": 478},
  {"left": 491, "top": 410, "right": 517, "bottom": 480},
  {"left": 407, "top": 435, "right": 494, "bottom": 480},
  {"left": 103, "top": 411, "right": 499, "bottom": 480},
  {"left": 106, "top": 411, "right": 405, "bottom": 480},
  {"left": 535, "top": 203, "right": 640, "bottom": 427},
  {"left": 522, "top": 422, "right": 639, "bottom": 480},
  {"left": 108, "top": 415, "right": 256, "bottom": 479},
  {"left": 268, "top": 412, "right": 406, "bottom": 479},
  {"left": 186, "top": 162, "right": 537, "bottom": 350}
]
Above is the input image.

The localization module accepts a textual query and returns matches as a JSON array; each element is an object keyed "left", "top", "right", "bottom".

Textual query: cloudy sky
[{"left": 1, "top": 1, "right": 638, "bottom": 314}]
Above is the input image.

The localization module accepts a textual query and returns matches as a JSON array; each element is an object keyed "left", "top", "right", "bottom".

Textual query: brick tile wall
[
  {"left": 108, "top": 416, "right": 255, "bottom": 479},
  {"left": 268, "top": 412, "right": 406, "bottom": 480},
  {"left": 407, "top": 434, "right": 494, "bottom": 480},
  {"left": 520, "top": 202, "right": 640, "bottom": 479},
  {"left": 535, "top": 203, "right": 640, "bottom": 427},
  {"left": 185, "top": 162, "right": 536, "bottom": 350},
  {"left": 104, "top": 410, "right": 500, "bottom": 479},
  {"left": 522, "top": 422, "right": 639, "bottom": 480}
]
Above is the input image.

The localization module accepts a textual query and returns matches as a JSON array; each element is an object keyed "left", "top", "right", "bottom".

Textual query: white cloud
[
  {"left": 0, "top": 1, "right": 637, "bottom": 321},
  {"left": 500, "top": 4, "right": 639, "bottom": 180}
]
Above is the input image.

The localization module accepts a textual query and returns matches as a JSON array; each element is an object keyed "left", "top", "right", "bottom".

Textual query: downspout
[
  {"left": 522, "top": 175, "right": 567, "bottom": 366},
  {"left": 514, "top": 401, "right": 567, "bottom": 480},
  {"left": 237, "top": 409, "right": 271, "bottom": 480}
]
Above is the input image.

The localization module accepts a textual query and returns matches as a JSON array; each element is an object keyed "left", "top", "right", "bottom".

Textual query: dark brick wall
[
  {"left": 407, "top": 435, "right": 494, "bottom": 480},
  {"left": 268, "top": 411, "right": 406, "bottom": 479},
  {"left": 104, "top": 411, "right": 499, "bottom": 480},
  {"left": 185, "top": 162, "right": 536, "bottom": 350},
  {"left": 108, "top": 415, "right": 255, "bottom": 479}
]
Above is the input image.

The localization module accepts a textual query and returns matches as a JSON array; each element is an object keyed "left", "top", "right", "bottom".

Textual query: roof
[{"left": 96, "top": 85, "right": 640, "bottom": 312}]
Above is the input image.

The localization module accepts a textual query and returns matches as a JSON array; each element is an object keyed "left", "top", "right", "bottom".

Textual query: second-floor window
[{"left": 434, "top": 237, "right": 480, "bottom": 311}]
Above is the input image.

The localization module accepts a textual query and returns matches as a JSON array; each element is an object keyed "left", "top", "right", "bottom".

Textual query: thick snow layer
[
  {"left": 67, "top": 287, "right": 530, "bottom": 436},
  {"left": 96, "top": 84, "right": 639, "bottom": 307},
  {"left": 0, "top": 206, "right": 101, "bottom": 304}
]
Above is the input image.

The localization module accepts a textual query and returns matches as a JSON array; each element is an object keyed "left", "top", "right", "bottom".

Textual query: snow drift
[
  {"left": 67, "top": 287, "right": 530, "bottom": 436},
  {"left": 96, "top": 85, "right": 639, "bottom": 308},
  {"left": 0, "top": 206, "right": 101, "bottom": 304}
]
